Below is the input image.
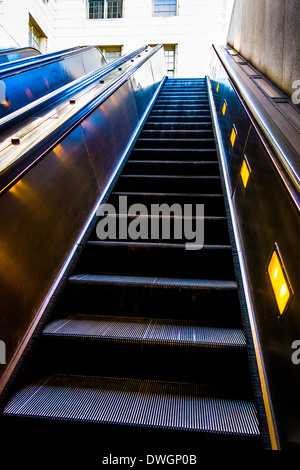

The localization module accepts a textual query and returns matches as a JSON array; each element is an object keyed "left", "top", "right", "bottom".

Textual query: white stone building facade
[{"left": 0, "top": 0, "right": 234, "bottom": 77}]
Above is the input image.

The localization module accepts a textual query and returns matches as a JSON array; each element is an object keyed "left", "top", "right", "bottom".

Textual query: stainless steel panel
[
  {"left": 130, "top": 60, "right": 157, "bottom": 119},
  {"left": 80, "top": 80, "right": 139, "bottom": 194},
  {"left": 210, "top": 62, "right": 252, "bottom": 197},
  {"left": 233, "top": 126, "right": 300, "bottom": 448},
  {"left": 0, "top": 126, "right": 99, "bottom": 374},
  {"left": 276, "top": 102, "right": 300, "bottom": 134}
]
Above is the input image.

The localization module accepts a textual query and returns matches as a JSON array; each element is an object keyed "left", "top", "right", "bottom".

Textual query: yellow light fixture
[
  {"left": 240, "top": 156, "right": 251, "bottom": 189},
  {"left": 216, "top": 83, "right": 220, "bottom": 93},
  {"left": 222, "top": 100, "right": 227, "bottom": 116},
  {"left": 267, "top": 245, "right": 293, "bottom": 317},
  {"left": 230, "top": 125, "right": 237, "bottom": 147}
]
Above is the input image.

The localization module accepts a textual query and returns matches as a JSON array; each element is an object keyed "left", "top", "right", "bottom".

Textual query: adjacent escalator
[
  {"left": 2, "top": 78, "right": 265, "bottom": 450},
  {"left": 0, "top": 47, "right": 41, "bottom": 64},
  {"left": 0, "top": 46, "right": 106, "bottom": 118}
]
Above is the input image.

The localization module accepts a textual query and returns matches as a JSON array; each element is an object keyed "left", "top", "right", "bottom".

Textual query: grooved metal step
[
  {"left": 69, "top": 274, "right": 238, "bottom": 290},
  {"left": 43, "top": 314, "right": 246, "bottom": 348},
  {"left": 3, "top": 375, "right": 260, "bottom": 438}
]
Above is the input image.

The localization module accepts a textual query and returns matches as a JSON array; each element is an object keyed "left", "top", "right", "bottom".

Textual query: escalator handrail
[
  {"left": 0, "top": 46, "right": 98, "bottom": 78},
  {"left": 0, "top": 44, "right": 164, "bottom": 194},
  {"left": 212, "top": 44, "right": 300, "bottom": 212}
]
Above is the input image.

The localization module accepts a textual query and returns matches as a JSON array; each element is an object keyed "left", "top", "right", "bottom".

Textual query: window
[
  {"left": 153, "top": 0, "right": 176, "bottom": 17},
  {"left": 164, "top": 45, "right": 176, "bottom": 77},
  {"left": 100, "top": 46, "right": 122, "bottom": 63},
  {"left": 29, "top": 23, "right": 41, "bottom": 50},
  {"left": 88, "top": 0, "right": 123, "bottom": 19},
  {"left": 28, "top": 15, "right": 47, "bottom": 52}
]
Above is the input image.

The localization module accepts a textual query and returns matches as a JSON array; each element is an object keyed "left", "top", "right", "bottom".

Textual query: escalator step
[
  {"left": 115, "top": 174, "right": 222, "bottom": 193},
  {"left": 3, "top": 374, "right": 259, "bottom": 438},
  {"left": 131, "top": 149, "right": 217, "bottom": 161},
  {"left": 150, "top": 110, "right": 210, "bottom": 116},
  {"left": 147, "top": 116, "right": 212, "bottom": 123},
  {"left": 143, "top": 122, "right": 213, "bottom": 130},
  {"left": 126, "top": 161, "right": 219, "bottom": 176},
  {"left": 135, "top": 138, "right": 215, "bottom": 147},
  {"left": 155, "top": 96, "right": 208, "bottom": 99},
  {"left": 88, "top": 209, "right": 231, "bottom": 242},
  {"left": 69, "top": 274, "right": 237, "bottom": 290},
  {"left": 43, "top": 314, "right": 246, "bottom": 348},
  {"left": 154, "top": 102, "right": 209, "bottom": 106},
  {"left": 152, "top": 105, "right": 210, "bottom": 108},
  {"left": 110, "top": 192, "right": 226, "bottom": 216},
  {"left": 74, "top": 242, "right": 234, "bottom": 278}
]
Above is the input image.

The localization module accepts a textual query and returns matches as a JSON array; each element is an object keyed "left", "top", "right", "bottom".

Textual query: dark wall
[{"left": 227, "top": 0, "right": 300, "bottom": 102}]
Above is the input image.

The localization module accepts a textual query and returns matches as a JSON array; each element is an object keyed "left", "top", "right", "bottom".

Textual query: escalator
[
  {"left": 2, "top": 77, "right": 266, "bottom": 450},
  {"left": 0, "top": 45, "right": 106, "bottom": 118},
  {"left": 0, "top": 47, "right": 41, "bottom": 64},
  {"left": 1, "top": 43, "right": 299, "bottom": 450}
]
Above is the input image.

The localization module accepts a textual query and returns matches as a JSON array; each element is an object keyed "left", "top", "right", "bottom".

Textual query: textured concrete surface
[{"left": 227, "top": 0, "right": 300, "bottom": 101}]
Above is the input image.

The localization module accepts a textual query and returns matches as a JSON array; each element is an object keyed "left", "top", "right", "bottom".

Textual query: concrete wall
[
  {"left": 0, "top": 0, "right": 56, "bottom": 52},
  {"left": 227, "top": 0, "right": 300, "bottom": 100}
]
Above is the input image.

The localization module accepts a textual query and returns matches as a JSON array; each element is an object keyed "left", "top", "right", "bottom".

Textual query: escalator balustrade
[{"left": 3, "top": 78, "right": 263, "bottom": 449}]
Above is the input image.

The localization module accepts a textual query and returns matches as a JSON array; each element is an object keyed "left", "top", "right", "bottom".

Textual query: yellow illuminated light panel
[
  {"left": 222, "top": 100, "right": 227, "bottom": 115},
  {"left": 230, "top": 125, "right": 237, "bottom": 147},
  {"left": 267, "top": 247, "right": 293, "bottom": 317},
  {"left": 240, "top": 157, "right": 251, "bottom": 188},
  {"left": 216, "top": 83, "right": 220, "bottom": 93}
]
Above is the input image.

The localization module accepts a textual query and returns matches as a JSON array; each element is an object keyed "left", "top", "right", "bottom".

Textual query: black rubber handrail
[
  {"left": 0, "top": 44, "right": 164, "bottom": 194},
  {"left": 212, "top": 45, "right": 300, "bottom": 212}
]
